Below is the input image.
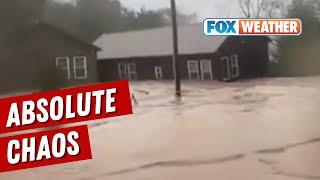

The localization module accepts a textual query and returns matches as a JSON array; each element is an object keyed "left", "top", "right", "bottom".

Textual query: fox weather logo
[
  {"left": 204, "top": 19, "right": 238, "bottom": 36},
  {"left": 203, "top": 18, "right": 302, "bottom": 36}
]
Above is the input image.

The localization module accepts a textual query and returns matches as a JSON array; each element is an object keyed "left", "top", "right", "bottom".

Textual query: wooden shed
[
  {"left": 94, "top": 24, "right": 270, "bottom": 82},
  {"left": 0, "top": 21, "right": 100, "bottom": 92}
]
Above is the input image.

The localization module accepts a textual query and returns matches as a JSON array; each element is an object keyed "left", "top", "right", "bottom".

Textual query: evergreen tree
[{"left": 275, "top": 0, "right": 320, "bottom": 76}]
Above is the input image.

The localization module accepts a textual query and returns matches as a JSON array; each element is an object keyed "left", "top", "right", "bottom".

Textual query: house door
[
  {"left": 200, "top": 60, "right": 213, "bottom": 80},
  {"left": 118, "top": 63, "right": 137, "bottom": 81},
  {"left": 187, "top": 60, "right": 200, "bottom": 80},
  {"left": 220, "top": 54, "right": 239, "bottom": 81}
]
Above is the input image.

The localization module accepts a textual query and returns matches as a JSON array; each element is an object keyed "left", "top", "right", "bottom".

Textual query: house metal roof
[{"left": 94, "top": 24, "right": 227, "bottom": 59}]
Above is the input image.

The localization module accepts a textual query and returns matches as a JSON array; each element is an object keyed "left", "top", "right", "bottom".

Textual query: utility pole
[{"left": 170, "top": 0, "right": 181, "bottom": 98}]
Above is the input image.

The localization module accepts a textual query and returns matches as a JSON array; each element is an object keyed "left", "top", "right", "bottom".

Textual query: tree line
[
  {"left": 0, "top": 0, "right": 197, "bottom": 42},
  {"left": 272, "top": 0, "right": 320, "bottom": 76},
  {"left": 0, "top": 0, "right": 319, "bottom": 77},
  {"left": 239, "top": 0, "right": 320, "bottom": 76}
]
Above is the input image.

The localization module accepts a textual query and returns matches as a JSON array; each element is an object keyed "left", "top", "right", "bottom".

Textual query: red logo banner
[
  {"left": 0, "top": 80, "right": 133, "bottom": 173},
  {"left": 0, "top": 80, "right": 133, "bottom": 134},
  {"left": 0, "top": 125, "right": 92, "bottom": 173}
]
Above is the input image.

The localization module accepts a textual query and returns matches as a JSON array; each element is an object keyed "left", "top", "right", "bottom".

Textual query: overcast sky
[
  {"left": 58, "top": 0, "right": 243, "bottom": 20},
  {"left": 119, "top": 0, "right": 242, "bottom": 19}
]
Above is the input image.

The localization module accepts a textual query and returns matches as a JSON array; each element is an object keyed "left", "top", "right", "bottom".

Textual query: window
[
  {"left": 230, "top": 54, "right": 239, "bottom": 78},
  {"left": 127, "top": 63, "right": 136, "bottom": 73},
  {"left": 73, "top": 56, "right": 87, "bottom": 79},
  {"left": 118, "top": 63, "right": 128, "bottom": 80},
  {"left": 200, "top": 60, "right": 213, "bottom": 80},
  {"left": 117, "top": 63, "right": 137, "bottom": 81},
  {"left": 56, "top": 57, "right": 70, "bottom": 79},
  {"left": 187, "top": 60, "right": 200, "bottom": 80},
  {"left": 127, "top": 63, "right": 137, "bottom": 81},
  {"left": 220, "top": 56, "right": 231, "bottom": 81},
  {"left": 154, "top": 66, "right": 163, "bottom": 80}
]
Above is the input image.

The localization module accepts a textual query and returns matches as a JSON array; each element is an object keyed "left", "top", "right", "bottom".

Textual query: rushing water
[{"left": 2, "top": 77, "right": 320, "bottom": 180}]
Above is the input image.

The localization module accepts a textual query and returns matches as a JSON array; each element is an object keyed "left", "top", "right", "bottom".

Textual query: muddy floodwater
[{"left": 2, "top": 77, "right": 320, "bottom": 180}]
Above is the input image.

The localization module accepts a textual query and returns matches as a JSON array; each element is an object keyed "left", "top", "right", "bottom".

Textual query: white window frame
[
  {"left": 118, "top": 63, "right": 128, "bottom": 80},
  {"left": 56, "top": 57, "right": 70, "bottom": 80},
  {"left": 154, "top": 66, "right": 163, "bottom": 80},
  {"left": 73, "top": 56, "right": 88, "bottom": 80},
  {"left": 187, "top": 60, "right": 200, "bottom": 80},
  {"left": 127, "top": 63, "right": 137, "bottom": 81},
  {"left": 230, "top": 54, "right": 239, "bottom": 78},
  {"left": 221, "top": 56, "right": 231, "bottom": 81},
  {"left": 200, "top": 60, "right": 213, "bottom": 80}
]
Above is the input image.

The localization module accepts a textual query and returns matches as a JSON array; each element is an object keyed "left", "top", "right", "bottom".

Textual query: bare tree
[
  {"left": 239, "top": 0, "right": 285, "bottom": 18},
  {"left": 238, "top": 0, "right": 287, "bottom": 63}
]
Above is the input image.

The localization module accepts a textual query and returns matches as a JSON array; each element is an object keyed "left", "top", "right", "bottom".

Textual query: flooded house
[
  {"left": 0, "top": 21, "right": 100, "bottom": 92},
  {"left": 95, "top": 24, "right": 271, "bottom": 82}
]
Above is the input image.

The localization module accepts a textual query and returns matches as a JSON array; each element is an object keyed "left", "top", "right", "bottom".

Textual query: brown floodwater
[{"left": 1, "top": 77, "right": 320, "bottom": 180}]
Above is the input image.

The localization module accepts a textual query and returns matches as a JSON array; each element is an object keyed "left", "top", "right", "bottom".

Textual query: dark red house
[
  {"left": 0, "top": 21, "right": 100, "bottom": 92},
  {"left": 95, "top": 24, "right": 270, "bottom": 82}
]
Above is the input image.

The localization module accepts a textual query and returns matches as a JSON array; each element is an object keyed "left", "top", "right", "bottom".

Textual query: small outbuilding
[
  {"left": 95, "top": 24, "right": 270, "bottom": 82},
  {"left": 0, "top": 21, "right": 100, "bottom": 92}
]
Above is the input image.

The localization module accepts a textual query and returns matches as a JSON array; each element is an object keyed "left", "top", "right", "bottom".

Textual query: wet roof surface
[{"left": 94, "top": 24, "right": 227, "bottom": 59}]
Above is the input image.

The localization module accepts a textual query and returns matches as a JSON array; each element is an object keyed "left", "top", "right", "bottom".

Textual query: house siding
[
  {"left": 0, "top": 24, "right": 98, "bottom": 92},
  {"left": 98, "top": 56, "right": 173, "bottom": 81},
  {"left": 97, "top": 36, "right": 270, "bottom": 82}
]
